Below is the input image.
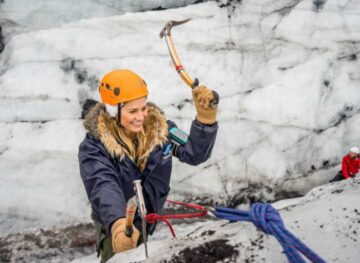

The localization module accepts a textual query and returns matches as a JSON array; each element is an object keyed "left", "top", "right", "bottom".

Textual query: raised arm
[{"left": 173, "top": 120, "right": 218, "bottom": 165}]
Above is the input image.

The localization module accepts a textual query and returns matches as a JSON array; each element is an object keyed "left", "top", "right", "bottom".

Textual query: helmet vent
[{"left": 114, "top": 87, "right": 120, "bottom": 96}]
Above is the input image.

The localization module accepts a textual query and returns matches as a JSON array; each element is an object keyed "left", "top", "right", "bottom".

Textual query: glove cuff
[
  {"left": 111, "top": 218, "right": 126, "bottom": 234},
  {"left": 196, "top": 106, "right": 217, "bottom": 125}
]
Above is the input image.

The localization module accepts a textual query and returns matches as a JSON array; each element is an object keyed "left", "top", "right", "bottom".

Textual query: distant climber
[{"left": 329, "top": 147, "right": 360, "bottom": 182}]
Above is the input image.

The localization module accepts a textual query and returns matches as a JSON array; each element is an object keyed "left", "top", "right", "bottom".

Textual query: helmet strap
[{"left": 117, "top": 103, "right": 124, "bottom": 126}]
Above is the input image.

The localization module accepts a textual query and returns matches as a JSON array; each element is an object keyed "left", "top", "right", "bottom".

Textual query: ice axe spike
[{"left": 159, "top": 19, "right": 219, "bottom": 108}]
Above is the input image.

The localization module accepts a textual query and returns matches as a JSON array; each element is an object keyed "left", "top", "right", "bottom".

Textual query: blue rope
[{"left": 212, "top": 203, "right": 326, "bottom": 263}]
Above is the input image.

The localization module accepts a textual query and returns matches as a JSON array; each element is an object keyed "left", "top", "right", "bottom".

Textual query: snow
[
  {"left": 0, "top": 120, "right": 90, "bottom": 234},
  {"left": 0, "top": 0, "right": 359, "bottom": 261},
  {"left": 70, "top": 177, "right": 360, "bottom": 263}
]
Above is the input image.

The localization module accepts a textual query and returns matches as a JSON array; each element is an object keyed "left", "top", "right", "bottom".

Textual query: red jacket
[{"left": 342, "top": 154, "right": 360, "bottom": 179}]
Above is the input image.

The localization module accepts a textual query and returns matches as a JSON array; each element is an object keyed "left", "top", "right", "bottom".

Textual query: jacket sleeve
[
  {"left": 78, "top": 135, "right": 126, "bottom": 234},
  {"left": 168, "top": 119, "right": 218, "bottom": 166},
  {"left": 342, "top": 156, "right": 349, "bottom": 179}
]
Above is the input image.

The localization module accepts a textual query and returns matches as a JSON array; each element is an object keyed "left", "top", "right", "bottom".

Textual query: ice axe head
[{"left": 159, "top": 18, "right": 192, "bottom": 38}]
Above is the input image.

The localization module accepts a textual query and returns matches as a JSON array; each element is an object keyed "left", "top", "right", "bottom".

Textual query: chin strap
[{"left": 117, "top": 104, "right": 122, "bottom": 125}]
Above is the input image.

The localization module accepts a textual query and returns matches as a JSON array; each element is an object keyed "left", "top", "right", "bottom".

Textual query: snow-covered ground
[
  {"left": 0, "top": 0, "right": 359, "bottom": 262},
  {"left": 70, "top": 177, "right": 360, "bottom": 263}
]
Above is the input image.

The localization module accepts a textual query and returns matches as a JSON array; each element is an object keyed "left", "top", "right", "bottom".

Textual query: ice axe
[
  {"left": 159, "top": 19, "right": 219, "bottom": 108},
  {"left": 124, "top": 180, "right": 148, "bottom": 258},
  {"left": 134, "top": 180, "right": 148, "bottom": 258}
]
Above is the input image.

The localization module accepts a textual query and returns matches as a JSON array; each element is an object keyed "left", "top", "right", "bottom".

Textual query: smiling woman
[{"left": 78, "top": 69, "right": 219, "bottom": 262}]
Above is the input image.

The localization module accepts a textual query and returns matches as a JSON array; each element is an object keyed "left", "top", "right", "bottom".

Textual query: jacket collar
[{"left": 83, "top": 102, "right": 168, "bottom": 163}]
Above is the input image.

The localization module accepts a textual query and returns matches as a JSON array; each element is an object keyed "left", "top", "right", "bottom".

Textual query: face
[
  {"left": 120, "top": 97, "right": 148, "bottom": 133},
  {"left": 349, "top": 152, "right": 358, "bottom": 159}
]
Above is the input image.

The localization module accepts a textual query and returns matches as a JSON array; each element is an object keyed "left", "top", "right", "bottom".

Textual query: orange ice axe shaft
[
  {"left": 160, "top": 19, "right": 219, "bottom": 108},
  {"left": 160, "top": 19, "right": 197, "bottom": 89},
  {"left": 125, "top": 196, "right": 137, "bottom": 237}
]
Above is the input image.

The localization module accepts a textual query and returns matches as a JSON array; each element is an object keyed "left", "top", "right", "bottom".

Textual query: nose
[{"left": 135, "top": 111, "right": 145, "bottom": 121}]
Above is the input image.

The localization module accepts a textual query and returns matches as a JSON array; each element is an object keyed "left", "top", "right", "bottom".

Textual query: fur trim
[{"left": 83, "top": 102, "right": 169, "bottom": 167}]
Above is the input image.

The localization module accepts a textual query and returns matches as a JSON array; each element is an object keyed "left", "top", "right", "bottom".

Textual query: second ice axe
[{"left": 125, "top": 180, "right": 148, "bottom": 258}]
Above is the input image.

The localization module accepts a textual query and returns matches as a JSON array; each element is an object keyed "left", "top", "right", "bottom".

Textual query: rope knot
[
  {"left": 145, "top": 213, "right": 158, "bottom": 224},
  {"left": 249, "top": 203, "right": 284, "bottom": 234}
]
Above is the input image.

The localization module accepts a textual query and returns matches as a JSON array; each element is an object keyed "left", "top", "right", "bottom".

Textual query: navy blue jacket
[{"left": 78, "top": 103, "right": 218, "bottom": 235}]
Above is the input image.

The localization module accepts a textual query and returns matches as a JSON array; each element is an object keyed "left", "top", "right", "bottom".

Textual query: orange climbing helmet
[{"left": 99, "top": 69, "right": 148, "bottom": 106}]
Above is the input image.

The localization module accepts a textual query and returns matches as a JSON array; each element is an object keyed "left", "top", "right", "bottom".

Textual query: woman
[{"left": 78, "top": 69, "right": 218, "bottom": 262}]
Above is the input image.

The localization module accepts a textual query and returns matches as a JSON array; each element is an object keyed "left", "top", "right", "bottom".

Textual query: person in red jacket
[{"left": 330, "top": 147, "right": 360, "bottom": 182}]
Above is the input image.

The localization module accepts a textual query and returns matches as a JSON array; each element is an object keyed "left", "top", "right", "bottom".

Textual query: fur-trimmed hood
[{"left": 83, "top": 102, "right": 168, "bottom": 168}]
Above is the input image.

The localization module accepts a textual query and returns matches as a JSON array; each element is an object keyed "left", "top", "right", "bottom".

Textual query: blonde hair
[{"left": 108, "top": 118, "right": 148, "bottom": 171}]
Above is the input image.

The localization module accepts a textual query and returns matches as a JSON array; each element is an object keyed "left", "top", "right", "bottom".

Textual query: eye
[{"left": 105, "top": 83, "right": 111, "bottom": 90}]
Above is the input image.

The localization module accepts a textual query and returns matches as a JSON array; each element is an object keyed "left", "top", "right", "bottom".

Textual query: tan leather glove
[
  {"left": 192, "top": 85, "right": 218, "bottom": 125},
  {"left": 111, "top": 218, "right": 140, "bottom": 253}
]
